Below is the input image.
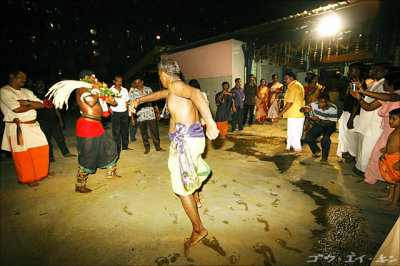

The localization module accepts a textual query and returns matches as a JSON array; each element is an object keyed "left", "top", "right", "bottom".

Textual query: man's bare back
[{"left": 167, "top": 82, "right": 200, "bottom": 133}]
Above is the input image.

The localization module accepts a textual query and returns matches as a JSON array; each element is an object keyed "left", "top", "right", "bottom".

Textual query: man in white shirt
[
  {"left": 353, "top": 62, "right": 390, "bottom": 174},
  {"left": 130, "top": 76, "right": 165, "bottom": 154},
  {"left": 1, "top": 69, "right": 53, "bottom": 186},
  {"left": 109, "top": 75, "right": 131, "bottom": 153}
]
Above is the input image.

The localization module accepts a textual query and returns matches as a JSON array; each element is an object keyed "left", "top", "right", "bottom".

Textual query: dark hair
[
  {"left": 285, "top": 71, "right": 296, "bottom": 80},
  {"left": 385, "top": 72, "right": 400, "bottom": 90},
  {"left": 249, "top": 74, "right": 255, "bottom": 78},
  {"left": 222, "top": 81, "right": 230, "bottom": 87},
  {"left": 235, "top": 78, "right": 241, "bottom": 83},
  {"left": 134, "top": 75, "right": 143, "bottom": 81},
  {"left": 349, "top": 62, "right": 367, "bottom": 81},
  {"left": 9, "top": 68, "right": 25, "bottom": 77},
  {"left": 373, "top": 62, "right": 391, "bottom": 72},
  {"left": 260, "top": 78, "right": 266, "bottom": 84},
  {"left": 272, "top": 74, "right": 277, "bottom": 79},
  {"left": 389, "top": 108, "right": 400, "bottom": 116},
  {"left": 189, "top": 79, "right": 201, "bottom": 89},
  {"left": 310, "top": 73, "right": 318, "bottom": 81},
  {"left": 78, "top": 69, "right": 94, "bottom": 79},
  {"left": 318, "top": 94, "right": 331, "bottom": 102},
  {"left": 114, "top": 74, "right": 123, "bottom": 79}
]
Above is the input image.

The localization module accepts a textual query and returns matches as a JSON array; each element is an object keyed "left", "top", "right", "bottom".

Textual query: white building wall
[{"left": 231, "top": 40, "right": 245, "bottom": 87}]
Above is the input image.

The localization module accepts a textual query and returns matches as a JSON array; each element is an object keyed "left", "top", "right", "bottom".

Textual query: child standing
[{"left": 376, "top": 108, "right": 400, "bottom": 210}]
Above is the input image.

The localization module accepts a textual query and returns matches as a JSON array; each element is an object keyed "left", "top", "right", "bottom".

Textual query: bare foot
[
  {"left": 356, "top": 179, "right": 367, "bottom": 184},
  {"left": 65, "top": 154, "right": 77, "bottom": 157},
  {"left": 286, "top": 150, "right": 302, "bottom": 155},
  {"left": 28, "top": 182, "right": 39, "bottom": 187},
  {"left": 381, "top": 204, "right": 398, "bottom": 210},
  {"left": 123, "top": 148, "right": 133, "bottom": 151},
  {"left": 47, "top": 171, "right": 55, "bottom": 178},
  {"left": 184, "top": 229, "right": 208, "bottom": 247},
  {"left": 75, "top": 186, "right": 92, "bottom": 193},
  {"left": 107, "top": 173, "right": 122, "bottom": 179},
  {"left": 375, "top": 196, "right": 392, "bottom": 201},
  {"left": 157, "top": 149, "right": 166, "bottom": 152},
  {"left": 320, "top": 158, "right": 328, "bottom": 163},
  {"left": 144, "top": 150, "right": 150, "bottom": 154}
]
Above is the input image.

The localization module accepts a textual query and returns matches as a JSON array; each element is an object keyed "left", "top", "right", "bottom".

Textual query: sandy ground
[{"left": 0, "top": 116, "right": 398, "bottom": 265}]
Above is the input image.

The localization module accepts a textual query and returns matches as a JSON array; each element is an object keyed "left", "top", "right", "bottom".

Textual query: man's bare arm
[{"left": 137, "top": 89, "right": 169, "bottom": 103}]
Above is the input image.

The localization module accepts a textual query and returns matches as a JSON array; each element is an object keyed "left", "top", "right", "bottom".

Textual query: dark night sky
[{"left": 2, "top": 0, "right": 334, "bottom": 83}]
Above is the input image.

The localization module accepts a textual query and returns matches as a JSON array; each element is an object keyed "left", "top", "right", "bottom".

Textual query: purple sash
[{"left": 169, "top": 122, "right": 204, "bottom": 191}]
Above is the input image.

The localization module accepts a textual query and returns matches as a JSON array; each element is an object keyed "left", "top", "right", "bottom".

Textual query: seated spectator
[
  {"left": 300, "top": 94, "right": 337, "bottom": 163},
  {"left": 375, "top": 108, "right": 400, "bottom": 210}
]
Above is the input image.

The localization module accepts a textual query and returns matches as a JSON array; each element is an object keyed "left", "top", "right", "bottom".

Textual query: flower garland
[{"left": 80, "top": 77, "right": 120, "bottom": 117}]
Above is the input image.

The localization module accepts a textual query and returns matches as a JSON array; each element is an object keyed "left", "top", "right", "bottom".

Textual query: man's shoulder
[{"left": 327, "top": 103, "right": 337, "bottom": 110}]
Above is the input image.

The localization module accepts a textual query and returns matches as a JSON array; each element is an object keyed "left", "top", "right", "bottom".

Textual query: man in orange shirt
[{"left": 279, "top": 71, "right": 305, "bottom": 153}]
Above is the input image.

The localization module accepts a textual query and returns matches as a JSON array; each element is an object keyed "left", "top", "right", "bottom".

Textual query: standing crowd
[{"left": 213, "top": 61, "right": 399, "bottom": 210}]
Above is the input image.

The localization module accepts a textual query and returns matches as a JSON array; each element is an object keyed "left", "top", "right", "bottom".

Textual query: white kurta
[
  {"left": 1, "top": 85, "right": 49, "bottom": 184},
  {"left": 353, "top": 79, "right": 385, "bottom": 172},
  {"left": 336, "top": 111, "right": 360, "bottom": 158},
  {"left": 0, "top": 85, "right": 47, "bottom": 152}
]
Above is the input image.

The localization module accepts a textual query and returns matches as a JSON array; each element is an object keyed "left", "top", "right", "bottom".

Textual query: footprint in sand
[
  {"left": 122, "top": 206, "right": 133, "bottom": 216},
  {"left": 236, "top": 200, "right": 248, "bottom": 211},
  {"left": 229, "top": 252, "right": 240, "bottom": 264},
  {"left": 169, "top": 212, "right": 178, "bottom": 224},
  {"left": 253, "top": 242, "right": 276, "bottom": 265},
  {"left": 155, "top": 257, "right": 169, "bottom": 266},
  {"left": 275, "top": 238, "right": 302, "bottom": 254},
  {"left": 257, "top": 218, "right": 269, "bottom": 232},
  {"left": 233, "top": 192, "right": 241, "bottom": 197},
  {"left": 270, "top": 192, "right": 279, "bottom": 197},
  {"left": 256, "top": 203, "right": 264, "bottom": 207},
  {"left": 202, "top": 237, "right": 227, "bottom": 256},
  {"left": 167, "top": 253, "right": 180, "bottom": 263},
  {"left": 284, "top": 227, "right": 292, "bottom": 236},
  {"left": 271, "top": 199, "right": 279, "bottom": 208}
]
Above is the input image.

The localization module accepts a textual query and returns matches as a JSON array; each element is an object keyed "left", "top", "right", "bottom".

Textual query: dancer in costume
[
  {"left": 130, "top": 58, "right": 219, "bottom": 247},
  {"left": 46, "top": 71, "right": 121, "bottom": 193}
]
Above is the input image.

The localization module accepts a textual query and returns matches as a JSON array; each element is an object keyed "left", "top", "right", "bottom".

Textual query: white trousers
[
  {"left": 355, "top": 133, "right": 380, "bottom": 172},
  {"left": 336, "top": 111, "right": 359, "bottom": 158},
  {"left": 286, "top": 118, "right": 305, "bottom": 151}
]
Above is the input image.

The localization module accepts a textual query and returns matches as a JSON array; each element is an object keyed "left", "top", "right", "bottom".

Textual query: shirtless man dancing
[
  {"left": 130, "top": 58, "right": 219, "bottom": 246},
  {"left": 75, "top": 72, "right": 121, "bottom": 193}
]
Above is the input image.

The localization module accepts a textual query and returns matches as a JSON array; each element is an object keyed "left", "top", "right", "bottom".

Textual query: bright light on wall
[{"left": 317, "top": 14, "right": 341, "bottom": 36}]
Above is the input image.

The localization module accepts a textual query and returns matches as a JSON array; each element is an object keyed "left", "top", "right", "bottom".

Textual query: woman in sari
[
  {"left": 306, "top": 74, "right": 325, "bottom": 105},
  {"left": 255, "top": 79, "right": 268, "bottom": 124},
  {"left": 266, "top": 74, "right": 284, "bottom": 123}
]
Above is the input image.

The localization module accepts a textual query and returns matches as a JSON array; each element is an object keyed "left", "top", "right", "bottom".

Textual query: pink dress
[{"left": 364, "top": 91, "right": 400, "bottom": 184}]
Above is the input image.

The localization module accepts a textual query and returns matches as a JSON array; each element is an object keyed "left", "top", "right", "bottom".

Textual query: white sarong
[
  {"left": 286, "top": 118, "right": 305, "bottom": 151},
  {"left": 336, "top": 111, "right": 360, "bottom": 158}
]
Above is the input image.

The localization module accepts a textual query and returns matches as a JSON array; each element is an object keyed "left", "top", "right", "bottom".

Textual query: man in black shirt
[
  {"left": 242, "top": 74, "right": 258, "bottom": 127},
  {"left": 34, "top": 79, "right": 76, "bottom": 162},
  {"left": 336, "top": 62, "right": 364, "bottom": 163}
]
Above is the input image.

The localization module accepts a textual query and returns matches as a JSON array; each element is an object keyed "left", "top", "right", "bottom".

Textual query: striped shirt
[{"left": 309, "top": 102, "right": 337, "bottom": 122}]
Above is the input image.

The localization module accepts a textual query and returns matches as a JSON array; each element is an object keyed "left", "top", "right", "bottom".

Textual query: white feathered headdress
[{"left": 46, "top": 80, "right": 92, "bottom": 109}]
